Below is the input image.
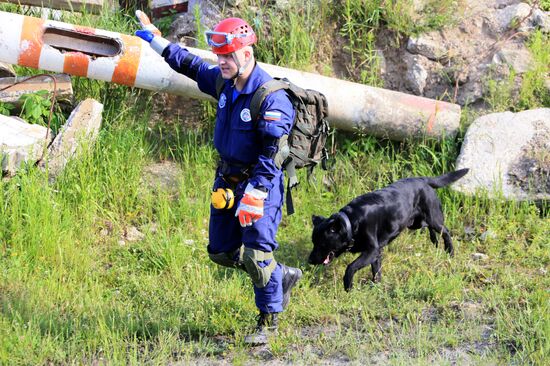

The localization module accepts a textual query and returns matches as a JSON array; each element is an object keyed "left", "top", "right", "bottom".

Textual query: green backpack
[{"left": 217, "top": 76, "right": 331, "bottom": 215}]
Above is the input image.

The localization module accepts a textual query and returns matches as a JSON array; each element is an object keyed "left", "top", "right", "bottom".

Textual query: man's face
[{"left": 217, "top": 49, "right": 247, "bottom": 79}]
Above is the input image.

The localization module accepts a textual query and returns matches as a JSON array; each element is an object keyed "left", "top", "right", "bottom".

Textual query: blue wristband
[{"left": 135, "top": 29, "right": 154, "bottom": 43}]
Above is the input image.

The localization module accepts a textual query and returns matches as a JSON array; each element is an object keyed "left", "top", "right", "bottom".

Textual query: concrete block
[{"left": 0, "top": 115, "right": 51, "bottom": 175}]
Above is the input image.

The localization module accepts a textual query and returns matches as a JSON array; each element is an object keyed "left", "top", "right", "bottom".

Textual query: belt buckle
[{"left": 227, "top": 175, "right": 241, "bottom": 183}]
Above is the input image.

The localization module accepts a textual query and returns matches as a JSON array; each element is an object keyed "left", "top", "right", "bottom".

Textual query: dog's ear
[
  {"left": 312, "top": 215, "right": 326, "bottom": 227},
  {"left": 329, "top": 216, "right": 343, "bottom": 233}
]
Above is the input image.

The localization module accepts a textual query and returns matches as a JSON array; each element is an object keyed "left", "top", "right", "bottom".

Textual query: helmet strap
[{"left": 231, "top": 51, "right": 254, "bottom": 85}]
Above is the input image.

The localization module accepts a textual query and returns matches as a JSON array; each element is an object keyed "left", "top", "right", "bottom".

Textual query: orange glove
[{"left": 236, "top": 184, "right": 268, "bottom": 227}]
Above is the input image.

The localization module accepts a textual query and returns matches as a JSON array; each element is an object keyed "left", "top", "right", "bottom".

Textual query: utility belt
[
  {"left": 217, "top": 160, "right": 255, "bottom": 184},
  {"left": 212, "top": 160, "right": 255, "bottom": 210}
]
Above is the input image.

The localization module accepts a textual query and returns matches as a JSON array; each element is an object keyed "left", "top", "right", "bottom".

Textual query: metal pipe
[{"left": 0, "top": 10, "right": 461, "bottom": 140}]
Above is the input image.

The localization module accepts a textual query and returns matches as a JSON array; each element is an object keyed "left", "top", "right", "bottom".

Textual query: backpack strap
[
  {"left": 285, "top": 160, "right": 298, "bottom": 216},
  {"left": 215, "top": 73, "right": 225, "bottom": 99},
  {"left": 251, "top": 78, "right": 298, "bottom": 216},
  {"left": 250, "top": 78, "right": 290, "bottom": 121}
]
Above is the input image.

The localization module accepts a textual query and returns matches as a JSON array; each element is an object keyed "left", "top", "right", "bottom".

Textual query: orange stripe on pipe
[
  {"left": 112, "top": 34, "right": 141, "bottom": 86},
  {"left": 18, "top": 16, "right": 45, "bottom": 69},
  {"left": 63, "top": 52, "right": 90, "bottom": 77},
  {"left": 426, "top": 102, "right": 440, "bottom": 133}
]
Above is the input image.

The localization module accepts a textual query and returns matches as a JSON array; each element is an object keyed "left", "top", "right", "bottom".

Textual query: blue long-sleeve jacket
[{"left": 162, "top": 44, "right": 294, "bottom": 191}]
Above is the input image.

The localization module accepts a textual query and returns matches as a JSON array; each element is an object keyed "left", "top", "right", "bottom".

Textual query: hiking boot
[
  {"left": 281, "top": 264, "right": 302, "bottom": 309},
  {"left": 244, "top": 311, "right": 278, "bottom": 345}
]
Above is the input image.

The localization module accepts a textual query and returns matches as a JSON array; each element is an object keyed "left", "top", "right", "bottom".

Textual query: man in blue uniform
[{"left": 136, "top": 14, "right": 302, "bottom": 344}]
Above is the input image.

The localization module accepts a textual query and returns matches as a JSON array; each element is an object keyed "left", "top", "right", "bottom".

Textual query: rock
[
  {"left": 532, "top": 9, "right": 550, "bottom": 32},
  {"left": 407, "top": 32, "right": 449, "bottom": 60},
  {"left": 492, "top": 46, "right": 534, "bottom": 73},
  {"left": 39, "top": 98, "right": 103, "bottom": 180},
  {"left": 0, "top": 62, "right": 15, "bottom": 77},
  {"left": 494, "top": 3, "right": 534, "bottom": 32},
  {"left": 0, "top": 115, "right": 52, "bottom": 176},
  {"left": 480, "top": 230, "right": 497, "bottom": 241},
  {"left": 453, "top": 108, "right": 550, "bottom": 201},
  {"left": 167, "top": 0, "right": 221, "bottom": 44},
  {"left": 124, "top": 226, "right": 145, "bottom": 242},
  {"left": 167, "top": 13, "right": 196, "bottom": 44},
  {"left": 456, "top": 76, "right": 485, "bottom": 105},
  {"left": 376, "top": 50, "right": 387, "bottom": 76},
  {"left": 405, "top": 54, "right": 429, "bottom": 95},
  {"left": 471, "top": 253, "right": 489, "bottom": 261},
  {"left": 494, "top": 0, "right": 520, "bottom": 10}
]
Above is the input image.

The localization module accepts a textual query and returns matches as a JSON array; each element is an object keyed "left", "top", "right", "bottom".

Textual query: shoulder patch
[{"left": 264, "top": 111, "right": 282, "bottom": 121}]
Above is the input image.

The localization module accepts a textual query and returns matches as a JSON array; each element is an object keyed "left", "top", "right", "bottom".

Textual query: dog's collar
[{"left": 337, "top": 211, "right": 354, "bottom": 245}]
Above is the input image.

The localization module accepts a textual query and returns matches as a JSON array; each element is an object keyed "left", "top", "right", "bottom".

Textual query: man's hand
[
  {"left": 236, "top": 184, "right": 268, "bottom": 227},
  {"left": 134, "top": 10, "right": 170, "bottom": 55},
  {"left": 135, "top": 10, "right": 162, "bottom": 37}
]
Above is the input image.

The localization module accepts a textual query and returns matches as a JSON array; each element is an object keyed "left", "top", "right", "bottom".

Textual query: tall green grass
[{"left": 0, "top": 2, "right": 549, "bottom": 365}]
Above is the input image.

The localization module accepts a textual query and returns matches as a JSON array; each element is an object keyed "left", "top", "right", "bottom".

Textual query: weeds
[{"left": 484, "top": 30, "right": 549, "bottom": 112}]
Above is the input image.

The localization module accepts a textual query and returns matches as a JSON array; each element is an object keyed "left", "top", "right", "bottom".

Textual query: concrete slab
[
  {"left": 0, "top": 115, "right": 51, "bottom": 175},
  {"left": 39, "top": 98, "right": 103, "bottom": 179}
]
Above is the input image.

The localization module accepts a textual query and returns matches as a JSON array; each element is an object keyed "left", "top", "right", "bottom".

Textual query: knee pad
[
  {"left": 208, "top": 246, "right": 245, "bottom": 271},
  {"left": 243, "top": 248, "right": 277, "bottom": 288}
]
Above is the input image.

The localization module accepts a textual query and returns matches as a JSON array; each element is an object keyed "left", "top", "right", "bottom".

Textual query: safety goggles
[{"left": 205, "top": 31, "right": 251, "bottom": 47}]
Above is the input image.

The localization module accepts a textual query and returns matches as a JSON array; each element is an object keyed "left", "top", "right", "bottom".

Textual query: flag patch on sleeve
[{"left": 264, "top": 111, "right": 282, "bottom": 121}]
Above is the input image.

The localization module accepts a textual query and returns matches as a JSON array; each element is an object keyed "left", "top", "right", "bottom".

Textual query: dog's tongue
[{"left": 323, "top": 256, "right": 331, "bottom": 265}]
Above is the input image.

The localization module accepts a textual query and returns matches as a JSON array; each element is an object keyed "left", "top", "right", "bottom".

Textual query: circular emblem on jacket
[
  {"left": 219, "top": 93, "right": 226, "bottom": 109},
  {"left": 240, "top": 108, "right": 252, "bottom": 122}
]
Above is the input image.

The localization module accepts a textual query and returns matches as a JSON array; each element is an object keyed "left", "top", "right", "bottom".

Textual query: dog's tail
[{"left": 427, "top": 168, "right": 469, "bottom": 188}]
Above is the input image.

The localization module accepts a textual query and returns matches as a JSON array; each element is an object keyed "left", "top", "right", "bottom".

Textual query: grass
[{"left": 1, "top": 1, "right": 549, "bottom": 365}]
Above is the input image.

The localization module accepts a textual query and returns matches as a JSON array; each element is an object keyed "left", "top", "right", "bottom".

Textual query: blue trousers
[{"left": 208, "top": 172, "right": 285, "bottom": 313}]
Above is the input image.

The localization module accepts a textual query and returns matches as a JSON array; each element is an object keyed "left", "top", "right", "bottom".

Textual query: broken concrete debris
[
  {"left": 0, "top": 74, "right": 74, "bottom": 106},
  {"left": 0, "top": 115, "right": 52, "bottom": 176},
  {"left": 38, "top": 98, "right": 103, "bottom": 180},
  {"left": 0, "top": 70, "right": 102, "bottom": 179},
  {"left": 0, "top": 62, "right": 16, "bottom": 78}
]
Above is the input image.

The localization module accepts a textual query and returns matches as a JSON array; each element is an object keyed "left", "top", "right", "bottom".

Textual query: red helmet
[{"left": 205, "top": 17, "right": 257, "bottom": 55}]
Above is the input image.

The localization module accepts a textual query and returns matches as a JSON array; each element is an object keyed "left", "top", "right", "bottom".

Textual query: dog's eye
[{"left": 329, "top": 228, "right": 335, "bottom": 233}]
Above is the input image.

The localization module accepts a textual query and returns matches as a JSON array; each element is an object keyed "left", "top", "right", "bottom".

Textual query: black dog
[{"left": 308, "top": 169, "right": 469, "bottom": 291}]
